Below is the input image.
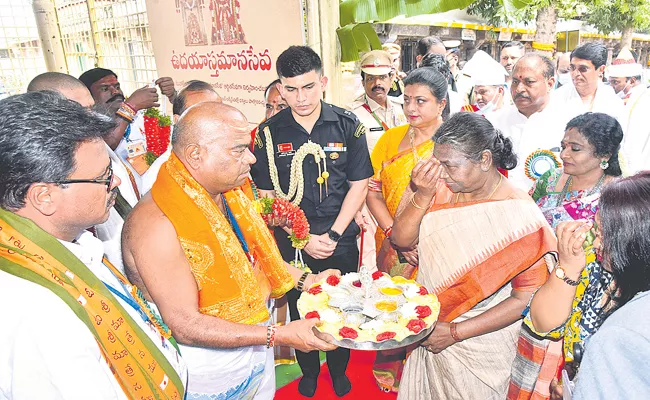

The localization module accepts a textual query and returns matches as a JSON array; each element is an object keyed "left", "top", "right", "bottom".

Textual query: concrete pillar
[
  {"left": 32, "top": 0, "right": 68, "bottom": 73},
  {"left": 305, "top": 0, "right": 342, "bottom": 106}
]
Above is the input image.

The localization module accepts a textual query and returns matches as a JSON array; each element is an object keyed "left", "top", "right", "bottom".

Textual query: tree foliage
[
  {"left": 467, "top": 0, "right": 585, "bottom": 28},
  {"left": 584, "top": 0, "right": 650, "bottom": 34}
]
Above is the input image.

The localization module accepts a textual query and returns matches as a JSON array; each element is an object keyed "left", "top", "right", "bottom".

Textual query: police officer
[
  {"left": 251, "top": 45, "right": 373, "bottom": 398},
  {"left": 348, "top": 50, "right": 407, "bottom": 154}
]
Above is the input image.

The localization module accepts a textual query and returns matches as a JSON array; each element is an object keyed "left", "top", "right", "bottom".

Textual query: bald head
[
  {"left": 27, "top": 72, "right": 94, "bottom": 108},
  {"left": 172, "top": 102, "right": 248, "bottom": 151}
]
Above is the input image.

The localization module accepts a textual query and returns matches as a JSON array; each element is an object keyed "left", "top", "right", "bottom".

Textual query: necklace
[
  {"left": 555, "top": 174, "right": 607, "bottom": 207},
  {"left": 455, "top": 173, "right": 503, "bottom": 204},
  {"left": 408, "top": 126, "right": 436, "bottom": 163},
  {"left": 263, "top": 127, "right": 329, "bottom": 205}
]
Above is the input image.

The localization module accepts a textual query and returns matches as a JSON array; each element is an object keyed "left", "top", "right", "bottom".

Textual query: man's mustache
[
  {"left": 107, "top": 94, "right": 125, "bottom": 104},
  {"left": 514, "top": 93, "right": 530, "bottom": 101},
  {"left": 106, "top": 188, "right": 118, "bottom": 208},
  {"left": 372, "top": 86, "right": 385, "bottom": 92}
]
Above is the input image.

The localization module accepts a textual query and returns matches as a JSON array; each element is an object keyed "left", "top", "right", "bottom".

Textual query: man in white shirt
[
  {"left": 608, "top": 47, "right": 650, "bottom": 172},
  {"left": 348, "top": 50, "right": 407, "bottom": 271},
  {"left": 488, "top": 53, "right": 569, "bottom": 191},
  {"left": 0, "top": 91, "right": 187, "bottom": 399},
  {"left": 26, "top": 72, "right": 144, "bottom": 273},
  {"left": 552, "top": 42, "right": 625, "bottom": 125}
]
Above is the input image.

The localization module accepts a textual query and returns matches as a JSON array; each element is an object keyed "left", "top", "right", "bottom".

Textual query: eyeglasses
[
  {"left": 48, "top": 164, "right": 114, "bottom": 193},
  {"left": 569, "top": 65, "right": 593, "bottom": 74}
]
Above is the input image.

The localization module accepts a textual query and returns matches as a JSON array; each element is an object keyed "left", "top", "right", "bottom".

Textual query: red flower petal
[
  {"left": 406, "top": 319, "right": 426, "bottom": 333},
  {"left": 376, "top": 331, "right": 396, "bottom": 341},
  {"left": 415, "top": 305, "right": 432, "bottom": 319},
  {"left": 304, "top": 311, "right": 320, "bottom": 320},
  {"left": 418, "top": 286, "right": 429, "bottom": 295},
  {"left": 352, "top": 280, "right": 361, "bottom": 288},
  {"left": 339, "top": 326, "right": 358, "bottom": 339},
  {"left": 307, "top": 285, "right": 323, "bottom": 295},
  {"left": 326, "top": 275, "right": 340, "bottom": 286},
  {"left": 372, "top": 271, "right": 384, "bottom": 280}
]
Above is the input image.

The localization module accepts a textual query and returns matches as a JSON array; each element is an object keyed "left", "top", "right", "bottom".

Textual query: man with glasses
[
  {"left": 552, "top": 42, "right": 625, "bottom": 126},
  {"left": 0, "top": 91, "right": 188, "bottom": 399},
  {"left": 26, "top": 72, "right": 146, "bottom": 273},
  {"left": 347, "top": 50, "right": 406, "bottom": 272}
]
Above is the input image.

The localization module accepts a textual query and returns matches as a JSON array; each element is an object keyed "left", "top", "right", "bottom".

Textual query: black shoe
[
  {"left": 332, "top": 374, "right": 352, "bottom": 397},
  {"left": 298, "top": 375, "right": 318, "bottom": 397}
]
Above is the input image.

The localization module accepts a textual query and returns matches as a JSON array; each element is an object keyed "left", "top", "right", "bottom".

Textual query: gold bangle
[
  {"left": 296, "top": 272, "right": 310, "bottom": 291},
  {"left": 410, "top": 193, "right": 428, "bottom": 210},
  {"left": 450, "top": 322, "right": 463, "bottom": 342}
]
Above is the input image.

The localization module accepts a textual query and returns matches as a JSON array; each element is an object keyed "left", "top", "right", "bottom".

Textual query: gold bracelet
[
  {"left": 410, "top": 193, "right": 428, "bottom": 210},
  {"left": 450, "top": 322, "right": 463, "bottom": 342}
]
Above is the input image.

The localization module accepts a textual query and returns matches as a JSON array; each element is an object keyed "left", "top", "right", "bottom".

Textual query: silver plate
[{"left": 312, "top": 321, "right": 436, "bottom": 351}]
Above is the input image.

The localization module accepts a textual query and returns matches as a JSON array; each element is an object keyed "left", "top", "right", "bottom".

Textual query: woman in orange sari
[
  {"left": 367, "top": 67, "right": 449, "bottom": 392},
  {"left": 392, "top": 113, "right": 556, "bottom": 399}
]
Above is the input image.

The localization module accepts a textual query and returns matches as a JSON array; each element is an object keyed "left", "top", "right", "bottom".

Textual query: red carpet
[{"left": 275, "top": 350, "right": 398, "bottom": 399}]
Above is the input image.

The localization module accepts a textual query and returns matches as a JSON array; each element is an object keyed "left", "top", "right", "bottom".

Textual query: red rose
[
  {"left": 339, "top": 327, "right": 358, "bottom": 339},
  {"left": 415, "top": 305, "right": 432, "bottom": 319},
  {"left": 326, "top": 275, "right": 340, "bottom": 286},
  {"left": 307, "top": 285, "right": 323, "bottom": 295},
  {"left": 376, "top": 331, "right": 396, "bottom": 341},
  {"left": 418, "top": 286, "right": 429, "bottom": 295},
  {"left": 406, "top": 319, "right": 426, "bottom": 333},
  {"left": 372, "top": 271, "right": 384, "bottom": 280},
  {"left": 352, "top": 280, "right": 362, "bottom": 288},
  {"left": 304, "top": 311, "right": 320, "bottom": 320}
]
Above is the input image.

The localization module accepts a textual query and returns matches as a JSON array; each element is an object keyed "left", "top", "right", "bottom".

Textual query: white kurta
[
  {"left": 621, "top": 85, "right": 650, "bottom": 173},
  {"left": 488, "top": 103, "right": 569, "bottom": 191},
  {"left": 0, "top": 231, "right": 187, "bottom": 400},
  {"left": 94, "top": 144, "right": 142, "bottom": 274},
  {"left": 551, "top": 82, "right": 626, "bottom": 127}
]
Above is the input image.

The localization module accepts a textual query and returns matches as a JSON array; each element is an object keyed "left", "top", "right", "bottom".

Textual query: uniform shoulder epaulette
[{"left": 330, "top": 103, "right": 359, "bottom": 122}]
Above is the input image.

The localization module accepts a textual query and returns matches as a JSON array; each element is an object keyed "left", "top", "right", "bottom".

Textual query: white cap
[
  {"left": 608, "top": 47, "right": 643, "bottom": 78},
  {"left": 462, "top": 50, "right": 508, "bottom": 86}
]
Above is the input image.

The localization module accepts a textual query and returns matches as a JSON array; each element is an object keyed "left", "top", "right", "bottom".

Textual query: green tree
[
  {"left": 468, "top": 0, "right": 586, "bottom": 56},
  {"left": 584, "top": 0, "right": 650, "bottom": 48}
]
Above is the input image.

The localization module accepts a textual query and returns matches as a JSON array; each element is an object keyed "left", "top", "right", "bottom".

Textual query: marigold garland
[{"left": 256, "top": 197, "right": 311, "bottom": 249}]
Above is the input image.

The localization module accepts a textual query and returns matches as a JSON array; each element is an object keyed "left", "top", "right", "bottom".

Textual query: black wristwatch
[{"left": 327, "top": 229, "right": 342, "bottom": 242}]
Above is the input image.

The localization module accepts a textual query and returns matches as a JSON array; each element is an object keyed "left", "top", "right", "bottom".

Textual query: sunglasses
[{"left": 48, "top": 164, "right": 114, "bottom": 193}]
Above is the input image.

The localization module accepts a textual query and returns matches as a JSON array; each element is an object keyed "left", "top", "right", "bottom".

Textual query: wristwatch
[
  {"left": 327, "top": 229, "right": 342, "bottom": 243},
  {"left": 554, "top": 265, "right": 580, "bottom": 286}
]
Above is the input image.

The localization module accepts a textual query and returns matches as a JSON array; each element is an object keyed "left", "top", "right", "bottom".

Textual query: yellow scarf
[
  {"left": 151, "top": 152, "right": 294, "bottom": 324},
  {"left": 0, "top": 209, "right": 184, "bottom": 400}
]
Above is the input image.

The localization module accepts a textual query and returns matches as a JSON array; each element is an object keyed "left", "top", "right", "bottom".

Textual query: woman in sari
[
  {"left": 367, "top": 67, "right": 449, "bottom": 392},
  {"left": 392, "top": 113, "right": 557, "bottom": 399},
  {"left": 524, "top": 113, "right": 623, "bottom": 398}
]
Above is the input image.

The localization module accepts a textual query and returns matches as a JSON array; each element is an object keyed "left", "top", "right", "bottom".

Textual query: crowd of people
[{"left": 1, "top": 35, "right": 649, "bottom": 400}]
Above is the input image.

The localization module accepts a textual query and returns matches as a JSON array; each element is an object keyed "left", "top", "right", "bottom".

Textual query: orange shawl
[
  {"left": 417, "top": 196, "right": 556, "bottom": 323},
  {"left": 151, "top": 153, "right": 294, "bottom": 325}
]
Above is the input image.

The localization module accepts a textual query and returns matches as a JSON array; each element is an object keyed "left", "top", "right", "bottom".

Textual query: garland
[
  {"left": 143, "top": 108, "right": 172, "bottom": 166},
  {"left": 263, "top": 126, "right": 329, "bottom": 205},
  {"left": 256, "top": 197, "right": 310, "bottom": 249}
]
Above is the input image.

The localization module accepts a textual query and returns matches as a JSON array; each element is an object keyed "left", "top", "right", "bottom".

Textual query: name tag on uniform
[
  {"left": 277, "top": 143, "right": 293, "bottom": 153},
  {"left": 323, "top": 142, "right": 346, "bottom": 152},
  {"left": 369, "top": 127, "right": 384, "bottom": 132}
]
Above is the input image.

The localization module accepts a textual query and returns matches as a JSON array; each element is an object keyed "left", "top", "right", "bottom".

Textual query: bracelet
[
  {"left": 296, "top": 272, "right": 310, "bottom": 292},
  {"left": 122, "top": 101, "right": 137, "bottom": 114},
  {"left": 383, "top": 225, "right": 393, "bottom": 237},
  {"left": 266, "top": 324, "right": 278, "bottom": 348},
  {"left": 116, "top": 102, "right": 136, "bottom": 123},
  {"left": 450, "top": 322, "right": 463, "bottom": 342},
  {"left": 410, "top": 193, "right": 428, "bottom": 210}
]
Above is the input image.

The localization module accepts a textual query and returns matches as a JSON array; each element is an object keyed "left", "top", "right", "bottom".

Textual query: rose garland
[
  {"left": 143, "top": 108, "right": 172, "bottom": 166},
  {"left": 263, "top": 127, "right": 329, "bottom": 206},
  {"left": 257, "top": 197, "right": 311, "bottom": 250}
]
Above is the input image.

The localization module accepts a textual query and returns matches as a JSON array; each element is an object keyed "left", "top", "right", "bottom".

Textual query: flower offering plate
[{"left": 298, "top": 269, "right": 440, "bottom": 350}]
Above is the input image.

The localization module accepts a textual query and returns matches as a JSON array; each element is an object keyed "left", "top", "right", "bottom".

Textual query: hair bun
[{"left": 493, "top": 130, "right": 517, "bottom": 170}]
